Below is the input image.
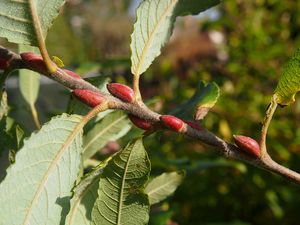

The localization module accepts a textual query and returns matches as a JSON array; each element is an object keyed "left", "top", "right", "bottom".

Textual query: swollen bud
[
  {"left": 233, "top": 135, "right": 260, "bottom": 157},
  {"left": 62, "top": 69, "right": 81, "bottom": 79},
  {"left": 184, "top": 120, "right": 203, "bottom": 131},
  {"left": 73, "top": 89, "right": 106, "bottom": 107},
  {"left": 107, "top": 83, "right": 134, "bottom": 103},
  {"left": 160, "top": 115, "right": 184, "bottom": 132},
  {"left": 20, "top": 52, "right": 48, "bottom": 74},
  {"left": 128, "top": 114, "right": 154, "bottom": 130}
]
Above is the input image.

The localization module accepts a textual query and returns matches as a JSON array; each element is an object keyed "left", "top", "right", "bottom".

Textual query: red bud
[
  {"left": 21, "top": 52, "right": 48, "bottom": 74},
  {"left": 63, "top": 69, "right": 81, "bottom": 79},
  {"left": 160, "top": 115, "right": 184, "bottom": 132},
  {"left": 0, "top": 57, "right": 9, "bottom": 70},
  {"left": 128, "top": 114, "right": 154, "bottom": 130},
  {"left": 73, "top": 89, "right": 105, "bottom": 107},
  {"left": 233, "top": 135, "right": 260, "bottom": 157},
  {"left": 107, "top": 83, "right": 134, "bottom": 103},
  {"left": 184, "top": 120, "right": 203, "bottom": 131}
]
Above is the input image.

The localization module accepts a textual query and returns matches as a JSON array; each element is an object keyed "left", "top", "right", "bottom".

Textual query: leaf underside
[
  {"left": 0, "top": 114, "right": 83, "bottom": 225},
  {"left": 130, "top": 0, "right": 221, "bottom": 77},
  {"left": 145, "top": 171, "right": 185, "bottom": 205},
  {"left": 0, "top": 0, "right": 65, "bottom": 45}
]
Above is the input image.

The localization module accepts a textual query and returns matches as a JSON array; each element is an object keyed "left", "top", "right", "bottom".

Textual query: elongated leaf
[
  {"left": 145, "top": 171, "right": 184, "bottom": 205},
  {"left": 175, "top": 0, "right": 221, "bottom": 16},
  {"left": 130, "top": 0, "right": 220, "bottom": 76},
  {"left": 172, "top": 81, "right": 220, "bottom": 120},
  {"left": 92, "top": 139, "right": 150, "bottom": 225},
  {"left": 0, "top": 0, "right": 65, "bottom": 45},
  {"left": 83, "top": 111, "right": 132, "bottom": 160},
  {"left": 0, "top": 114, "right": 83, "bottom": 225},
  {"left": 66, "top": 159, "right": 111, "bottom": 225},
  {"left": 274, "top": 48, "right": 300, "bottom": 106},
  {"left": 19, "top": 45, "right": 40, "bottom": 106}
]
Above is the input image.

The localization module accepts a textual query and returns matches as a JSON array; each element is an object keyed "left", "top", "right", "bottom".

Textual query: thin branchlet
[{"left": 1, "top": 46, "right": 300, "bottom": 185}]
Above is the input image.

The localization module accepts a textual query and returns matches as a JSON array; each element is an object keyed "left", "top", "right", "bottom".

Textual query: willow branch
[{"left": 1, "top": 46, "right": 300, "bottom": 185}]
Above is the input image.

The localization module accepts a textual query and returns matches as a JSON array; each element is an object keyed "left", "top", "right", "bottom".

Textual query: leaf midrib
[
  {"left": 132, "top": 0, "right": 178, "bottom": 76},
  {"left": 117, "top": 143, "right": 135, "bottom": 225},
  {"left": 23, "top": 117, "right": 82, "bottom": 224}
]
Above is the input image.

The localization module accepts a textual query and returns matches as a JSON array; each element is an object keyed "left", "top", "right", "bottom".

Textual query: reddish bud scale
[
  {"left": 233, "top": 135, "right": 260, "bottom": 157},
  {"left": 73, "top": 89, "right": 105, "bottom": 107},
  {"left": 128, "top": 114, "right": 154, "bottom": 130},
  {"left": 184, "top": 120, "right": 203, "bottom": 131},
  {"left": 62, "top": 69, "right": 81, "bottom": 79},
  {"left": 160, "top": 115, "right": 184, "bottom": 132},
  {"left": 21, "top": 52, "right": 48, "bottom": 74},
  {"left": 0, "top": 58, "right": 9, "bottom": 70},
  {"left": 107, "top": 83, "right": 134, "bottom": 103}
]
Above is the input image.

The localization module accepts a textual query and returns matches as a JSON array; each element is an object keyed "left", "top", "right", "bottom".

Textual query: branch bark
[{"left": 1, "top": 46, "right": 300, "bottom": 185}]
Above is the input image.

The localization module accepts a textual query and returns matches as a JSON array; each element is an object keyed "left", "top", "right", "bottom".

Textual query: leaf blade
[
  {"left": 0, "top": 0, "right": 65, "bottom": 45},
  {"left": 145, "top": 171, "right": 185, "bottom": 205},
  {"left": 19, "top": 45, "right": 40, "bottom": 107},
  {"left": 274, "top": 48, "right": 300, "bottom": 106},
  {"left": 0, "top": 114, "right": 83, "bottom": 225},
  {"left": 91, "top": 139, "right": 150, "bottom": 225},
  {"left": 83, "top": 111, "right": 132, "bottom": 160}
]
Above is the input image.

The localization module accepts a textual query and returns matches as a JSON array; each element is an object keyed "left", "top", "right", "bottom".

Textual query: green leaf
[
  {"left": 194, "top": 82, "right": 220, "bottom": 120},
  {"left": 175, "top": 0, "right": 221, "bottom": 16},
  {"left": 83, "top": 111, "right": 132, "bottom": 160},
  {"left": 19, "top": 45, "right": 40, "bottom": 106},
  {"left": 91, "top": 139, "right": 150, "bottom": 225},
  {"left": 0, "top": 114, "right": 83, "bottom": 225},
  {"left": 66, "top": 159, "right": 110, "bottom": 225},
  {"left": 172, "top": 81, "right": 220, "bottom": 120},
  {"left": 145, "top": 171, "right": 185, "bottom": 205},
  {"left": 131, "top": 0, "right": 178, "bottom": 76},
  {"left": 0, "top": 0, "right": 65, "bottom": 45},
  {"left": 130, "top": 0, "right": 220, "bottom": 76},
  {"left": 274, "top": 48, "right": 300, "bottom": 106}
]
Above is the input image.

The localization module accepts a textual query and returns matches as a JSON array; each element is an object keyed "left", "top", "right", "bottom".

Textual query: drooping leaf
[
  {"left": 91, "top": 139, "right": 150, "bottom": 225},
  {"left": 145, "top": 171, "right": 185, "bottom": 205},
  {"left": 19, "top": 45, "right": 40, "bottom": 107},
  {"left": 0, "top": 0, "right": 65, "bottom": 45},
  {"left": 130, "top": 0, "right": 220, "bottom": 76},
  {"left": 66, "top": 159, "right": 111, "bottom": 225},
  {"left": 83, "top": 111, "right": 132, "bottom": 160},
  {"left": 0, "top": 114, "right": 83, "bottom": 225},
  {"left": 274, "top": 48, "right": 300, "bottom": 106},
  {"left": 172, "top": 81, "right": 220, "bottom": 120}
]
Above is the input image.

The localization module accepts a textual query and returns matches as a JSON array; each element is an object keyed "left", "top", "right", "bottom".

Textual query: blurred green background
[{"left": 2, "top": 0, "right": 300, "bottom": 224}]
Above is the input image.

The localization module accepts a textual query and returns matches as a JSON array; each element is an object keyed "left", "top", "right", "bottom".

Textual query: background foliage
[{"left": 1, "top": 0, "right": 300, "bottom": 224}]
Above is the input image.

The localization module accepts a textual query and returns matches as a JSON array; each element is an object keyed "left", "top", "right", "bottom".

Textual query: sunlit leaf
[
  {"left": 145, "top": 171, "right": 184, "bottom": 205},
  {"left": 91, "top": 139, "right": 150, "bottom": 225},
  {"left": 274, "top": 48, "right": 300, "bottom": 106},
  {"left": 172, "top": 81, "right": 220, "bottom": 120},
  {"left": 130, "top": 0, "right": 220, "bottom": 76},
  {"left": 0, "top": 114, "right": 83, "bottom": 225},
  {"left": 0, "top": 0, "right": 65, "bottom": 45}
]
